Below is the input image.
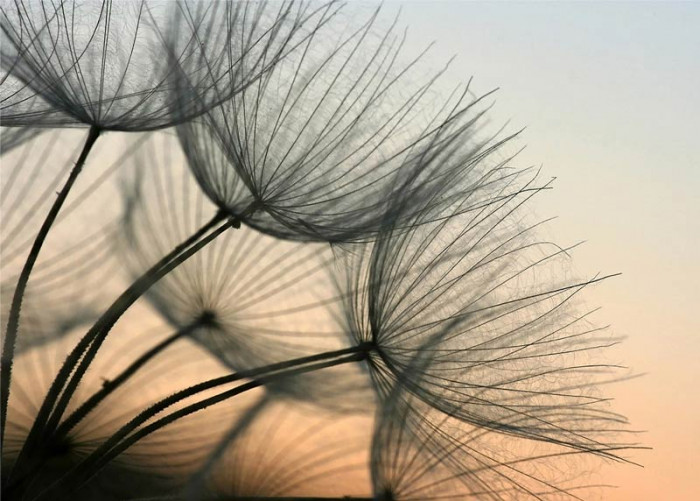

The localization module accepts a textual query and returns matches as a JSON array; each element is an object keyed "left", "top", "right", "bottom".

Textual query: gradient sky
[
  {"left": 2, "top": 2, "right": 697, "bottom": 499},
  {"left": 391, "top": 2, "right": 699, "bottom": 499}
]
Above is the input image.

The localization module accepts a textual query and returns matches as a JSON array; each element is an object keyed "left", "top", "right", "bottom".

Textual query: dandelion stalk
[
  {"left": 3, "top": 321, "right": 211, "bottom": 498},
  {"left": 79, "top": 343, "right": 373, "bottom": 467},
  {"left": 55, "top": 318, "right": 211, "bottom": 439},
  {"left": 7, "top": 209, "right": 231, "bottom": 488},
  {"left": 35, "top": 351, "right": 371, "bottom": 500},
  {"left": 1, "top": 125, "right": 101, "bottom": 445}
]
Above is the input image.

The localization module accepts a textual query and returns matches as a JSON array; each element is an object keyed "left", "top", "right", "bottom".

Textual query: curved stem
[
  {"left": 38, "top": 352, "right": 367, "bottom": 501},
  {"left": 4, "top": 324, "right": 199, "bottom": 498},
  {"left": 1, "top": 125, "right": 101, "bottom": 446},
  {"left": 55, "top": 322, "right": 200, "bottom": 439},
  {"left": 71, "top": 344, "right": 369, "bottom": 475},
  {"left": 43, "top": 217, "right": 231, "bottom": 435},
  {"left": 7, "top": 211, "right": 227, "bottom": 487},
  {"left": 44, "top": 202, "right": 261, "bottom": 441}
]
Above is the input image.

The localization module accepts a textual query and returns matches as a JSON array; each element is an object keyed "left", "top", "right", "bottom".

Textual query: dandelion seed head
[
  {"left": 180, "top": 5, "right": 501, "bottom": 244},
  {"left": 0, "top": 0, "right": 310, "bottom": 130},
  {"left": 117, "top": 132, "right": 372, "bottom": 408}
]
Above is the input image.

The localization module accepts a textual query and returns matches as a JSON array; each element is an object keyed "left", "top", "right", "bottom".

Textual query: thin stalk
[
  {"left": 1, "top": 125, "right": 101, "bottom": 445},
  {"left": 38, "top": 352, "right": 368, "bottom": 501},
  {"left": 3, "top": 324, "right": 200, "bottom": 498},
  {"left": 7, "top": 211, "right": 228, "bottom": 486},
  {"left": 43, "top": 216, "right": 235, "bottom": 436},
  {"left": 56, "top": 322, "right": 201, "bottom": 439},
  {"left": 61, "top": 343, "right": 371, "bottom": 478},
  {"left": 43, "top": 201, "right": 261, "bottom": 439}
]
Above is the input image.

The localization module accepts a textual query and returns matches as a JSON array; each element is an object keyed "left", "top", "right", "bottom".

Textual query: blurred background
[{"left": 394, "top": 2, "right": 699, "bottom": 500}]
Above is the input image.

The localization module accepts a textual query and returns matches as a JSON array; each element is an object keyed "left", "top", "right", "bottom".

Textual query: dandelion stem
[
  {"left": 37, "top": 352, "right": 368, "bottom": 500},
  {"left": 7, "top": 210, "right": 229, "bottom": 489},
  {"left": 4, "top": 323, "right": 203, "bottom": 498},
  {"left": 55, "top": 322, "right": 202, "bottom": 439},
  {"left": 73, "top": 343, "right": 372, "bottom": 474},
  {"left": 1, "top": 125, "right": 101, "bottom": 447}
]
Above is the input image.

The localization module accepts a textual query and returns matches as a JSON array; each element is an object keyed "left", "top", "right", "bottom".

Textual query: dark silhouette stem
[
  {"left": 4, "top": 324, "right": 199, "bottom": 498},
  {"left": 37, "top": 352, "right": 368, "bottom": 500},
  {"left": 7, "top": 211, "right": 229, "bottom": 489},
  {"left": 76, "top": 343, "right": 371, "bottom": 472},
  {"left": 43, "top": 215, "right": 234, "bottom": 436},
  {"left": 55, "top": 322, "right": 200, "bottom": 439},
  {"left": 1, "top": 125, "right": 101, "bottom": 447}
]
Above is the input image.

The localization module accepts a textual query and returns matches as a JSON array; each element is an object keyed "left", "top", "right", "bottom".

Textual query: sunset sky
[
  {"left": 2, "top": 2, "right": 698, "bottom": 499},
  {"left": 394, "top": 2, "right": 699, "bottom": 499}
]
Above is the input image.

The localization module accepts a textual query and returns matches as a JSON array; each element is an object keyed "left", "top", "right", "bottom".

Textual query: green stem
[{"left": 1, "top": 125, "right": 101, "bottom": 446}]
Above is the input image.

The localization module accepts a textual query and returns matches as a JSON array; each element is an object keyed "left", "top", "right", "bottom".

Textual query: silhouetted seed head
[
  {"left": 117, "top": 133, "right": 370, "bottom": 406},
  {"left": 197, "top": 309, "right": 219, "bottom": 329},
  {"left": 370, "top": 376, "right": 626, "bottom": 501},
  {"left": 178, "top": 5, "right": 506, "bottom": 244},
  {"left": 336, "top": 164, "right": 632, "bottom": 455},
  {"left": 0, "top": 0, "right": 315, "bottom": 130}
]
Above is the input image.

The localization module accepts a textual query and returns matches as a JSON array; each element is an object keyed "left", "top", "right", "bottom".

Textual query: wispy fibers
[
  {"left": 0, "top": 0, "right": 326, "bottom": 442},
  {"left": 115, "top": 133, "right": 369, "bottom": 408},
  {"left": 177, "top": 6, "right": 506, "bottom": 243},
  {"left": 0, "top": 3, "right": 640, "bottom": 500}
]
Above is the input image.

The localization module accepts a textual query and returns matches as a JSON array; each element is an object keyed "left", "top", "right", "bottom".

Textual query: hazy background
[{"left": 393, "top": 2, "right": 698, "bottom": 499}]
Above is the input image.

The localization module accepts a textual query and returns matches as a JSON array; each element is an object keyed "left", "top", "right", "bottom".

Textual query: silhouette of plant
[
  {"left": 0, "top": 3, "right": 639, "bottom": 501},
  {"left": 0, "top": 0, "right": 328, "bottom": 441}
]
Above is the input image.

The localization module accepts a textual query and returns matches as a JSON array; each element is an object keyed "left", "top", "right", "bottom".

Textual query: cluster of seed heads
[{"left": 0, "top": 1, "right": 638, "bottom": 500}]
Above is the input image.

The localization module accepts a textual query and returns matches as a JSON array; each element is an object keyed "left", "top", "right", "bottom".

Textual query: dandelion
[
  {"left": 0, "top": 0, "right": 311, "bottom": 130},
  {"left": 335, "top": 165, "right": 632, "bottom": 456},
  {"left": 40, "top": 117, "right": 632, "bottom": 500},
  {"left": 179, "top": 5, "right": 501, "bottom": 243},
  {"left": 102, "top": 154, "right": 633, "bottom": 495},
  {"left": 113, "top": 132, "right": 368, "bottom": 406},
  {"left": 370, "top": 358, "right": 631, "bottom": 501},
  {"left": 0, "top": 3, "right": 639, "bottom": 499},
  {"left": 0, "top": 0, "right": 323, "bottom": 439}
]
